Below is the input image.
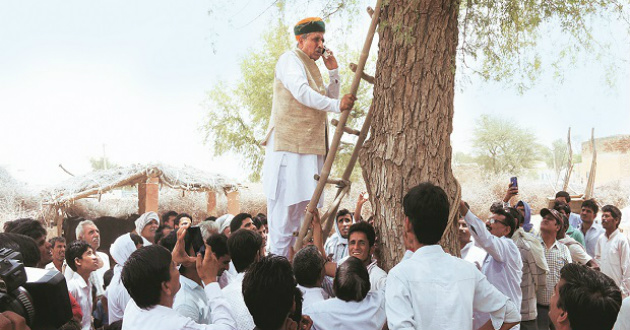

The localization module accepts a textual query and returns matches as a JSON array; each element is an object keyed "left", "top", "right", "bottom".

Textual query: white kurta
[
  {"left": 595, "top": 229, "right": 630, "bottom": 298},
  {"left": 263, "top": 50, "right": 341, "bottom": 258}
]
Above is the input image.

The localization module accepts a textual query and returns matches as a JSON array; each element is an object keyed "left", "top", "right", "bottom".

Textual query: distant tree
[
  {"left": 472, "top": 115, "right": 540, "bottom": 174},
  {"left": 89, "top": 156, "right": 118, "bottom": 171},
  {"left": 545, "top": 138, "right": 569, "bottom": 177}
]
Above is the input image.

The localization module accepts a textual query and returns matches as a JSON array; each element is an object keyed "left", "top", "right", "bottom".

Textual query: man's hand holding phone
[{"left": 503, "top": 177, "right": 519, "bottom": 203}]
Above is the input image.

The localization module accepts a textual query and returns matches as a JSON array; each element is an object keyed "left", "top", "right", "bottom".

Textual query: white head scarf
[
  {"left": 110, "top": 233, "right": 138, "bottom": 266},
  {"left": 324, "top": 212, "right": 355, "bottom": 262},
  {"left": 216, "top": 214, "right": 234, "bottom": 235},
  {"left": 135, "top": 211, "right": 160, "bottom": 235}
]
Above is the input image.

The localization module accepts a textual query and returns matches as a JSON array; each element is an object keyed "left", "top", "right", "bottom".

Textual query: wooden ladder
[{"left": 293, "top": 0, "right": 382, "bottom": 252}]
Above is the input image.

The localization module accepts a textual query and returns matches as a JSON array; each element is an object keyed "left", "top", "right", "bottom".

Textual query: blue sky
[{"left": 1, "top": 0, "right": 628, "bottom": 187}]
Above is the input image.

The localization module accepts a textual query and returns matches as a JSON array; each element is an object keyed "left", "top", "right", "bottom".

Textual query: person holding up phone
[{"left": 262, "top": 17, "right": 357, "bottom": 259}]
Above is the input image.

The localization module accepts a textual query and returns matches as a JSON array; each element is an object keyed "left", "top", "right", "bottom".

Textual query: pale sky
[{"left": 1, "top": 0, "right": 629, "bottom": 188}]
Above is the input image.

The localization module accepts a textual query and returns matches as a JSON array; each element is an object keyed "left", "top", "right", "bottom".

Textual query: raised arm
[{"left": 460, "top": 202, "right": 511, "bottom": 263}]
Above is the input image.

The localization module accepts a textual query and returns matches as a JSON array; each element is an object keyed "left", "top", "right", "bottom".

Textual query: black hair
[
  {"left": 230, "top": 213, "right": 253, "bottom": 234},
  {"left": 105, "top": 320, "right": 123, "bottom": 330},
  {"left": 255, "top": 213, "right": 267, "bottom": 226},
  {"left": 228, "top": 229, "right": 263, "bottom": 273},
  {"left": 557, "top": 263, "right": 622, "bottom": 330},
  {"left": 206, "top": 233, "right": 229, "bottom": 259},
  {"left": 558, "top": 215, "right": 570, "bottom": 239},
  {"left": 290, "top": 287, "right": 303, "bottom": 324},
  {"left": 293, "top": 246, "right": 324, "bottom": 287},
  {"left": 0, "top": 233, "right": 41, "bottom": 267},
  {"left": 130, "top": 233, "right": 143, "bottom": 247},
  {"left": 489, "top": 202, "right": 504, "bottom": 214},
  {"left": 174, "top": 213, "right": 193, "bottom": 227},
  {"left": 122, "top": 245, "right": 172, "bottom": 309},
  {"left": 252, "top": 217, "right": 262, "bottom": 230},
  {"left": 336, "top": 209, "right": 352, "bottom": 221},
  {"left": 5, "top": 218, "right": 47, "bottom": 241},
  {"left": 65, "top": 240, "right": 92, "bottom": 272},
  {"left": 553, "top": 201, "right": 572, "bottom": 216},
  {"left": 507, "top": 207, "right": 523, "bottom": 229},
  {"left": 243, "top": 255, "right": 296, "bottom": 330},
  {"left": 602, "top": 205, "right": 622, "bottom": 227},
  {"left": 103, "top": 268, "right": 114, "bottom": 289},
  {"left": 49, "top": 236, "right": 66, "bottom": 248},
  {"left": 555, "top": 191, "right": 571, "bottom": 203},
  {"left": 348, "top": 221, "right": 376, "bottom": 247},
  {"left": 158, "top": 232, "right": 177, "bottom": 252},
  {"left": 493, "top": 208, "right": 517, "bottom": 238},
  {"left": 154, "top": 225, "right": 173, "bottom": 245},
  {"left": 403, "top": 182, "right": 450, "bottom": 245},
  {"left": 333, "top": 257, "right": 370, "bottom": 302},
  {"left": 161, "top": 211, "right": 178, "bottom": 224},
  {"left": 205, "top": 216, "right": 217, "bottom": 222},
  {"left": 581, "top": 199, "right": 599, "bottom": 214}
]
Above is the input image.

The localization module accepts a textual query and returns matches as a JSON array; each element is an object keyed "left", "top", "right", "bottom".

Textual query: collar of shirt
[
  {"left": 605, "top": 228, "right": 620, "bottom": 240},
  {"left": 180, "top": 275, "right": 202, "bottom": 290},
  {"left": 411, "top": 245, "right": 444, "bottom": 260},
  {"left": 71, "top": 272, "right": 89, "bottom": 289},
  {"left": 540, "top": 239, "right": 561, "bottom": 251}
]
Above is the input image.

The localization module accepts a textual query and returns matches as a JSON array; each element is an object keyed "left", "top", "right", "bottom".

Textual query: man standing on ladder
[{"left": 262, "top": 17, "right": 356, "bottom": 259}]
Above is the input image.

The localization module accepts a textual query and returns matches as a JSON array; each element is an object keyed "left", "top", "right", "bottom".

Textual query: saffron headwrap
[{"left": 294, "top": 17, "right": 325, "bottom": 41}]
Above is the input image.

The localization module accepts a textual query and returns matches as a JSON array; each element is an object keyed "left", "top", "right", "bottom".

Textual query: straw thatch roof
[{"left": 43, "top": 164, "right": 240, "bottom": 207}]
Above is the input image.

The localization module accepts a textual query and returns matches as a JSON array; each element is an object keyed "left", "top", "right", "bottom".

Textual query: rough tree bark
[{"left": 360, "top": 0, "right": 461, "bottom": 270}]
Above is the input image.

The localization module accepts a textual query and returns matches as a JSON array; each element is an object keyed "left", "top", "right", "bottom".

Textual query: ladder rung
[
  {"left": 331, "top": 119, "right": 361, "bottom": 136},
  {"left": 313, "top": 174, "right": 349, "bottom": 188},
  {"left": 349, "top": 63, "right": 375, "bottom": 84}
]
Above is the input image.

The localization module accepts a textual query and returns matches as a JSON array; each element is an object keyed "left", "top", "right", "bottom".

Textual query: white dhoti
[{"left": 263, "top": 131, "right": 324, "bottom": 258}]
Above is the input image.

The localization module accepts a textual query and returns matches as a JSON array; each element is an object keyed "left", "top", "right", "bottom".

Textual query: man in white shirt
[
  {"left": 121, "top": 244, "right": 236, "bottom": 330},
  {"left": 578, "top": 199, "right": 604, "bottom": 257},
  {"left": 324, "top": 209, "right": 354, "bottom": 263},
  {"left": 458, "top": 214, "right": 487, "bottom": 270},
  {"left": 386, "top": 182, "right": 520, "bottom": 330},
  {"left": 293, "top": 246, "right": 329, "bottom": 309},
  {"left": 108, "top": 233, "right": 143, "bottom": 323},
  {"left": 615, "top": 296, "right": 630, "bottom": 330},
  {"left": 262, "top": 16, "right": 356, "bottom": 259},
  {"left": 222, "top": 229, "right": 263, "bottom": 330},
  {"left": 595, "top": 205, "right": 630, "bottom": 298},
  {"left": 45, "top": 236, "right": 66, "bottom": 272},
  {"left": 66, "top": 220, "right": 111, "bottom": 298},
  {"left": 66, "top": 240, "right": 100, "bottom": 330},
  {"left": 305, "top": 257, "right": 386, "bottom": 330},
  {"left": 549, "top": 263, "right": 622, "bottom": 330},
  {"left": 554, "top": 203, "right": 598, "bottom": 269},
  {"left": 462, "top": 203, "right": 523, "bottom": 330}
]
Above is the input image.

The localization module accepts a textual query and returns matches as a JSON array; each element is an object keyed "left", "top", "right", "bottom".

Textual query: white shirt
[
  {"left": 45, "top": 261, "right": 62, "bottom": 272},
  {"left": 222, "top": 273, "right": 254, "bottom": 330},
  {"left": 386, "top": 245, "right": 520, "bottom": 330},
  {"left": 461, "top": 240, "right": 488, "bottom": 270},
  {"left": 464, "top": 211, "right": 523, "bottom": 330},
  {"left": 218, "top": 261, "right": 237, "bottom": 289},
  {"left": 65, "top": 251, "right": 110, "bottom": 297},
  {"left": 558, "top": 237, "right": 592, "bottom": 265},
  {"left": 262, "top": 51, "right": 340, "bottom": 208},
  {"left": 569, "top": 212, "right": 582, "bottom": 229},
  {"left": 614, "top": 296, "right": 630, "bottom": 330},
  {"left": 122, "top": 282, "right": 235, "bottom": 330},
  {"left": 579, "top": 222, "right": 605, "bottom": 257},
  {"left": 107, "top": 266, "right": 131, "bottom": 323},
  {"left": 595, "top": 229, "right": 630, "bottom": 298},
  {"left": 305, "top": 291, "right": 386, "bottom": 330},
  {"left": 174, "top": 276, "right": 211, "bottom": 324},
  {"left": 297, "top": 285, "right": 329, "bottom": 310},
  {"left": 67, "top": 272, "right": 93, "bottom": 330},
  {"left": 367, "top": 260, "right": 388, "bottom": 292}
]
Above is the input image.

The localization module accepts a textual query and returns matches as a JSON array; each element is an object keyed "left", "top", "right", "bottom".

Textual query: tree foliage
[
  {"left": 89, "top": 156, "right": 118, "bottom": 171},
  {"left": 472, "top": 114, "right": 541, "bottom": 174}
]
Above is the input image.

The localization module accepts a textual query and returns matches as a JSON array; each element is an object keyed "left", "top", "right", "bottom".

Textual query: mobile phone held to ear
[{"left": 510, "top": 177, "right": 518, "bottom": 189}]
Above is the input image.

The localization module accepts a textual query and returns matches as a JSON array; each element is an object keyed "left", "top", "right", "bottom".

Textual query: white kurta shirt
[
  {"left": 107, "top": 266, "right": 131, "bottom": 323},
  {"left": 66, "top": 272, "right": 93, "bottom": 330},
  {"left": 579, "top": 222, "right": 605, "bottom": 257},
  {"left": 122, "top": 283, "right": 235, "bottom": 330},
  {"left": 174, "top": 276, "right": 211, "bottom": 324},
  {"left": 464, "top": 211, "right": 523, "bottom": 330},
  {"left": 305, "top": 291, "right": 386, "bottom": 330},
  {"left": 222, "top": 273, "right": 254, "bottom": 330},
  {"left": 297, "top": 284, "right": 329, "bottom": 310},
  {"left": 595, "top": 229, "right": 630, "bottom": 298},
  {"left": 461, "top": 240, "right": 488, "bottom": 270},
  {"left": 386, "top": 245, "right": 520, "bottom": 330},
  {"left": 262, "top": 51, "right": 340, "bottom": 208},
  {"left": 614, "top": 296, "right": 630, "bottom": 330}
]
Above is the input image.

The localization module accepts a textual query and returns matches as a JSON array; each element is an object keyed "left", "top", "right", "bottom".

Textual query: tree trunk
[{"left": 360, "top": 0, "right": 461, "bottom": 270}]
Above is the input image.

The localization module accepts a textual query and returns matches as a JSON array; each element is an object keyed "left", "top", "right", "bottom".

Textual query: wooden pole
[
  {"left": 562, "top": 127, "right": 573, "bottom": 191},
  {"left": 294, "top": 1, "right": 382, "bottom": 252},
  {"left": 584, "top": 128, "right": 597, "bottom": 199}
]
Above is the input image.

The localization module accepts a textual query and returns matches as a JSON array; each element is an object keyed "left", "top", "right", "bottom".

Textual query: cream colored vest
[{"left": 262, "top": 49, "right": 328, "bottom": 156}]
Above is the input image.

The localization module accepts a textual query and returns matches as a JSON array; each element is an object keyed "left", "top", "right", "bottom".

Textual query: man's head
[
  {"left": 555, "top": 191, "right": 571, "bottom": 204},
  {"left": 540, "top": 208, "right": 563, "bottom": 236},
  {"left": 207, "top": 234, "right": 231, "bottom": 276},
  {"left": 243, "top": 255, "right": 296, "bottom": 330},
  {"left": 161, "top": 211, "right": 178, "bottom": 228},
  {"left": 293, "top": 245, "right": 325, "bottom": 288},
  {"left": 549, "top": 263, "right": 622, "bottom": 330},
  {"left": 515, "top": 201, "right": 526, "bottom": 217},
  {"left": 601, "top": 205, "right": 622, "bottom": 232},
  {"left": 49, "top": 236, "right": 66, "bottom": 263},
  {"left": 5, "top": 218, "right": 51, "bottom": 266},
  {"left": 553, "top": 201, "right": 572, "bottom": 217},
  {"left": 175, "top": 213, "right": 193, "bottom": 229},
  {"left": 403, "top": 182, "right": 450, "bottom": 245},
  {"left": 294, "top": 17, "right": 326, "bottom": 60},
  {"left": 335, "top": 209, "right": 353, "bottom": 239},
  {"left": 230, "top": 213, "right": 255, "bottom": 234},
  {"left": 458, "top": 218, "right": 471, "bottom": 247},
  {"left": 122, "top": 245, "right": 179, "bottom": 309},
  {"left": 135, "top": 212, "right": 160, "bottom": 243},
  {"left": 154, "top": 225, "right": 173, "bottom": 245},
  {"left": 227, "top": 229, "right": 263, "bottom": 273},
  {"left": 65, "top": 240, "right": 98, "bottom": 274},
  {"left": 488, "top": 208, "right": 516, "bottom": 238},
  {"left": 347, "top": 222, "right": 376, "bottom": 264},
  {"left": 75, "top": 220, "right": 101, "bottom": 250},
  {"left": 253, "top": 214, "right": 268, "bottom": 246},
  {"left": 0, "top": 233, "right": 41, "bottom": 267},
  {"left": 507, "top": 207, "right": 523, "bottom": 229},
  {"left": 333, "top": 257, "right": 370, "bottom": 302},
  {"left": 580, "top": 199, "right": 599, "bottom": 224}
]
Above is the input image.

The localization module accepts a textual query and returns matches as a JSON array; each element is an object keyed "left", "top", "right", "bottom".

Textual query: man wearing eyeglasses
[
  {"left": 460, "top": 202, "right": 523, "bottom": 330},
  {"left": 536, "top": 208, "right": 572, "bottom": 330}
]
